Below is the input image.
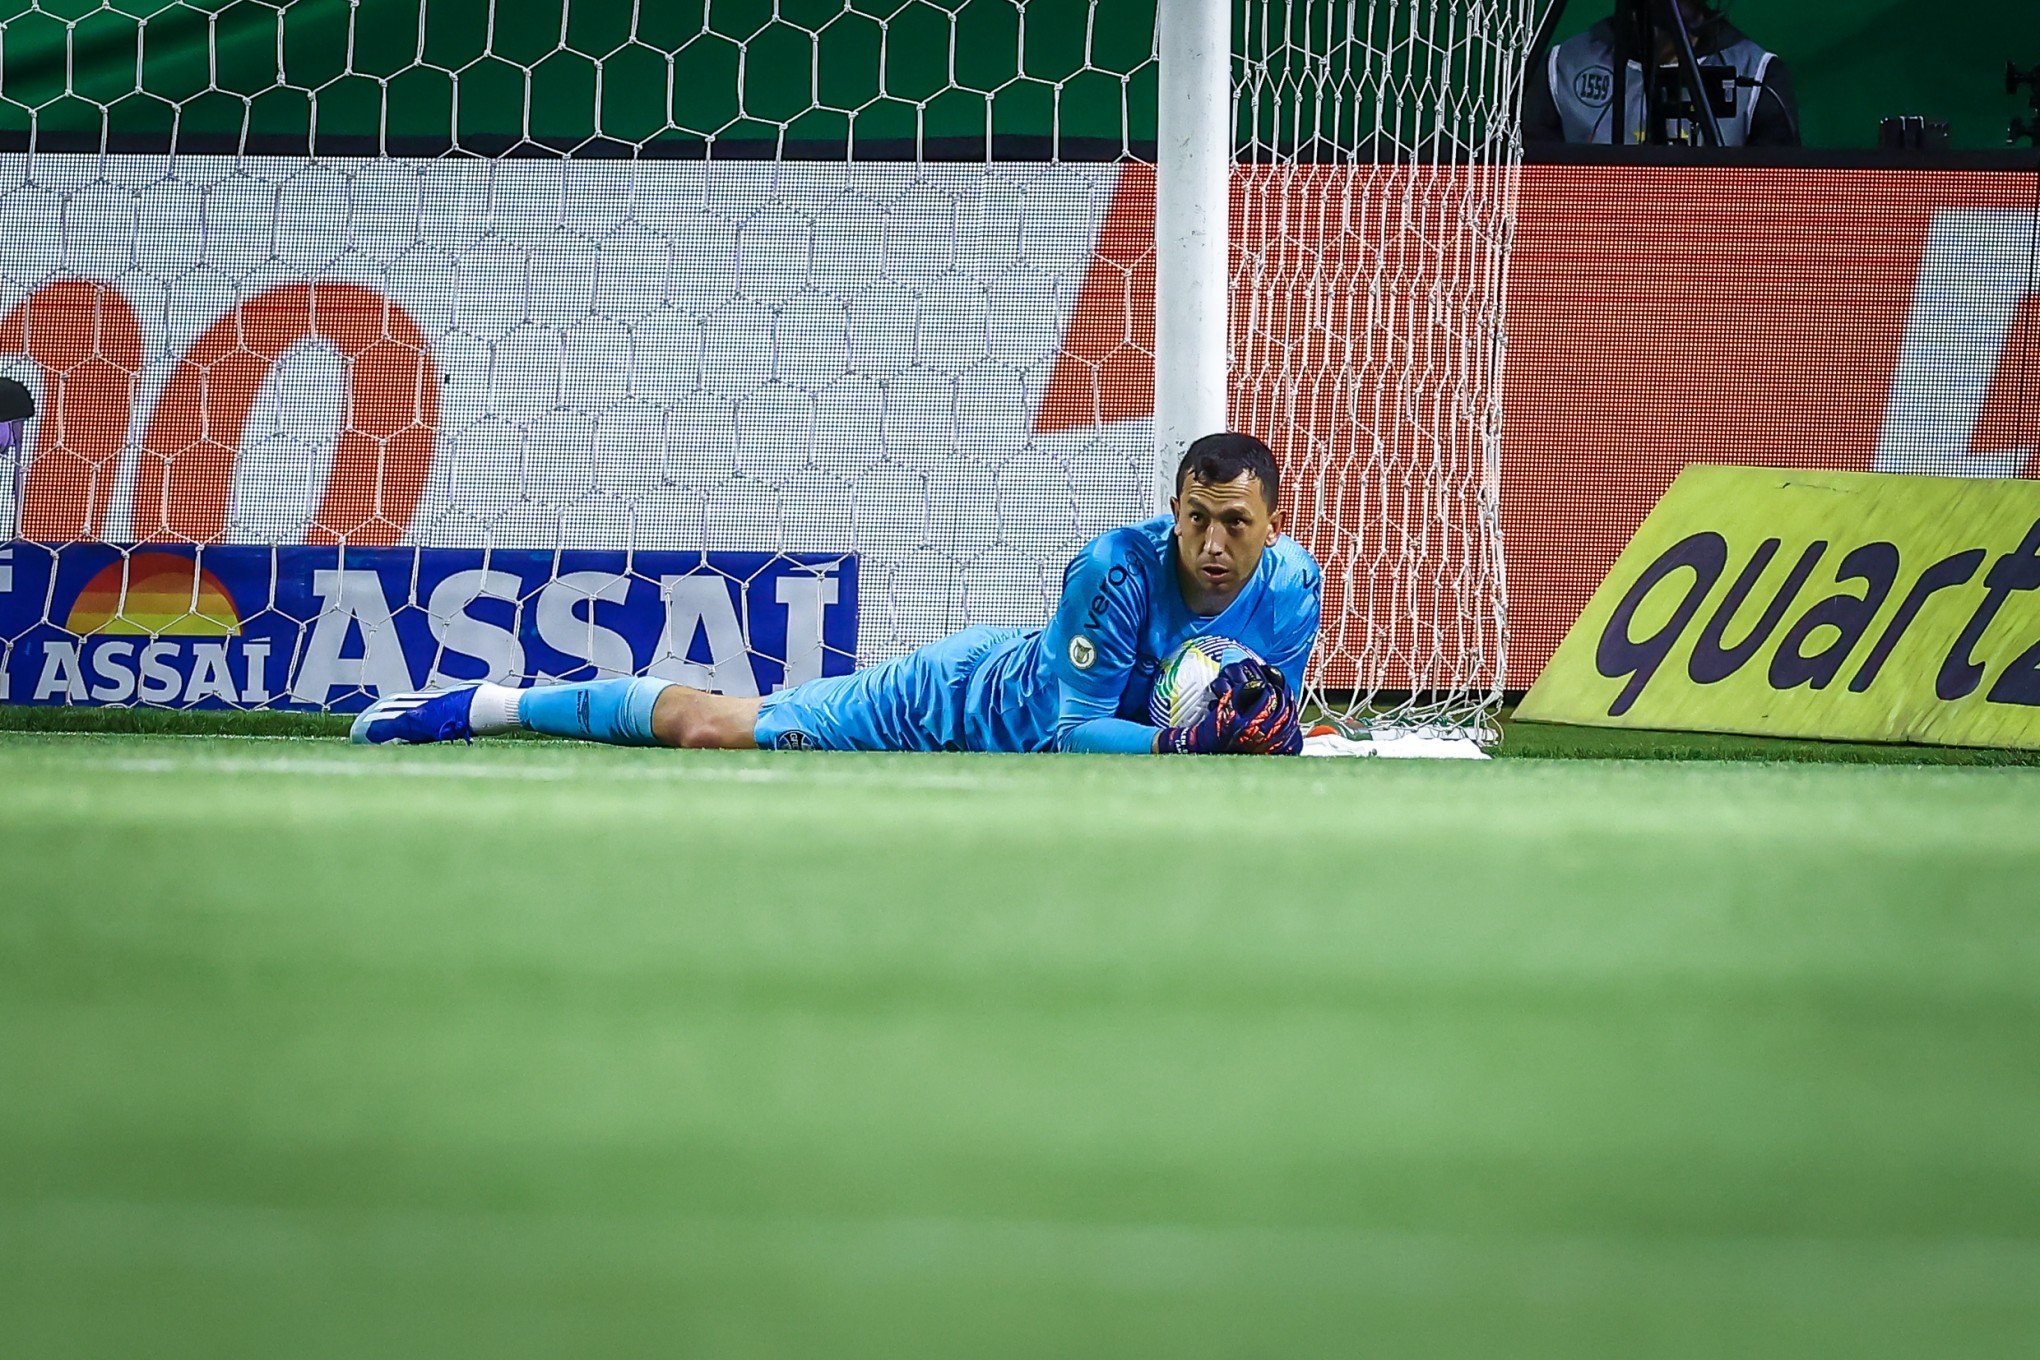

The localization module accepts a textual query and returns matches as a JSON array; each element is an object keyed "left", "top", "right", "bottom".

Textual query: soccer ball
[{"left": 1148, "top": 635, "right": 1263, "bottom": 727}]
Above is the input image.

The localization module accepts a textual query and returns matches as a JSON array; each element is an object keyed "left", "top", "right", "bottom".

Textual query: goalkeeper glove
[
  {"left": 1156, "top": 660, "right": 1299, "bottom": 755},
  {"left": 1222, "top": 663, "right": 1303, "bottom": 755}
]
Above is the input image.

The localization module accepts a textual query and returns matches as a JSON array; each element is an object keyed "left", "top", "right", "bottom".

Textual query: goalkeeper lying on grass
[{"left": 353, "top": 432, "right": 1322, "bottom": 756}]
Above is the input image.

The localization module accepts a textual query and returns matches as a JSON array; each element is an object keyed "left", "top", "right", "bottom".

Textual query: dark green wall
[
  {"left": 0, "top": 0, "right": 1156, "bottom": 152},
  {"left": 2, "top": 0, "right": 2033, "bottom": 152}
]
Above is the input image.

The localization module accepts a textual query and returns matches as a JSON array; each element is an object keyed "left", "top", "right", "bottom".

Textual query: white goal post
[{"left": 0, "top": 0, "right": 1540, "bottom": 740}]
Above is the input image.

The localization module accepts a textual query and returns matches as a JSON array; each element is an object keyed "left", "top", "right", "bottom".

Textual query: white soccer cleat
[{"left": 349, "top": 685, "right": 482, "bottom": 746}]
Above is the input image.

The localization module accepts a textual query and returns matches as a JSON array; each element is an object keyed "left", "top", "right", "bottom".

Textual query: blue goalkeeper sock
[{"left": 516, "top": 676, "right": 673, "bottom": 746}]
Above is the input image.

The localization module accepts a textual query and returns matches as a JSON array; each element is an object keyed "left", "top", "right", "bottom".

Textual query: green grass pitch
[{"left": 3, "top": 721, "right": 2037, "bottom": 1358}]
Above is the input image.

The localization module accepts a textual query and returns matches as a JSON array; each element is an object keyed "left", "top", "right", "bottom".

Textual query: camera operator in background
[{"left": 1524, "top": 1, "right": 1801, "bottom": 147}]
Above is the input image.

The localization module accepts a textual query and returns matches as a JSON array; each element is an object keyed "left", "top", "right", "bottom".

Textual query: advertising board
[
  {"left": 4, "top": 159, "right": 2035, "bottom": 700},
  {"left": 0, "top": 543, "right": 856, "bottom": 711},
  {"left": 1518, "top": 467, "right": 2040, "bottom": 748}
]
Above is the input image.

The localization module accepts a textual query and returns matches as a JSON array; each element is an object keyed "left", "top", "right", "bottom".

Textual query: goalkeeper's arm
[
  {"left": 1051, "top": 683, "right": 1158, "bottom": 754},
  {"left": 1051, "top": 661, "right": 1301, "bottom": 755}
]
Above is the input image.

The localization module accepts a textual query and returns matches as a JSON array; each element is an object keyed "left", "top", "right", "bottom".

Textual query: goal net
[
  {"left": 0, "top": 0, "right": 1536, "bottom": 739},
  {"left": 1236, "top": 2, "right": 1533, "bottom": 738}
]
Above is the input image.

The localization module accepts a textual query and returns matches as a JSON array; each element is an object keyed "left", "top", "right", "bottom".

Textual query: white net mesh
[
  {"left": 1234, "top": 0, "right": 1537, "bottom": 737},
  {"left": 0, "top": 0, "right": 1534, "bottom": 736}
]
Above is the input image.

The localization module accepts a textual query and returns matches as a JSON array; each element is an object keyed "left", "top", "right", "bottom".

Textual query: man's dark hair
[{"left": 1175, "top": 432, "right": 1281, "bottom": 510}]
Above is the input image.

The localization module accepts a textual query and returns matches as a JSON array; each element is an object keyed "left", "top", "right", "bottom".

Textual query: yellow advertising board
[{"left": 1518, "top": 467, "right": 2040, "bottom": 749}]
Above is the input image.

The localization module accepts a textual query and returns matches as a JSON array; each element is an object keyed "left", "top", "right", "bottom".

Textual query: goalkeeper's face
[{"left": 1171, "top": 473, "right": 1283, "bottom": 610}]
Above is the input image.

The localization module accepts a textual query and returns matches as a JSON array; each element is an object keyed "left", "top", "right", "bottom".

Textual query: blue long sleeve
[{"left": 1056, "top": 716, "right": 1158, "bottom": 754}]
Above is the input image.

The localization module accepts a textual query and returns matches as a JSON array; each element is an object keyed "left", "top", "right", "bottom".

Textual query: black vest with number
[{"left": 1547, "top": 21, "right": 1776, "bottom": 146}]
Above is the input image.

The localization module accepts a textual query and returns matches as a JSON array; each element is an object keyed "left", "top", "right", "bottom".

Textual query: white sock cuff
[{"left": 467, "top": 682, "right": 526, "bottom": 735}]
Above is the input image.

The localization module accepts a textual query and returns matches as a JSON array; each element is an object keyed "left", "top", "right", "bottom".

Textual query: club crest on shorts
[
  {"left": 774, "top": 730, "right": 819, "bottom": 750},
  {"left": 1068, "top": 634, "right": 1097, "bottom": 670}
]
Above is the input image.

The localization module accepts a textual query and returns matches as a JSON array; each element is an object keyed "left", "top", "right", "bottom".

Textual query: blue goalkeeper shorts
[{"left": 753, "top": 625, "right": 1025, "bottom": 752}]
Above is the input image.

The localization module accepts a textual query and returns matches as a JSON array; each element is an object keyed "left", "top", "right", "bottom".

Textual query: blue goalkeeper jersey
[{"left": 963, "top": 515, "right": 1323, "bottom": 753}]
